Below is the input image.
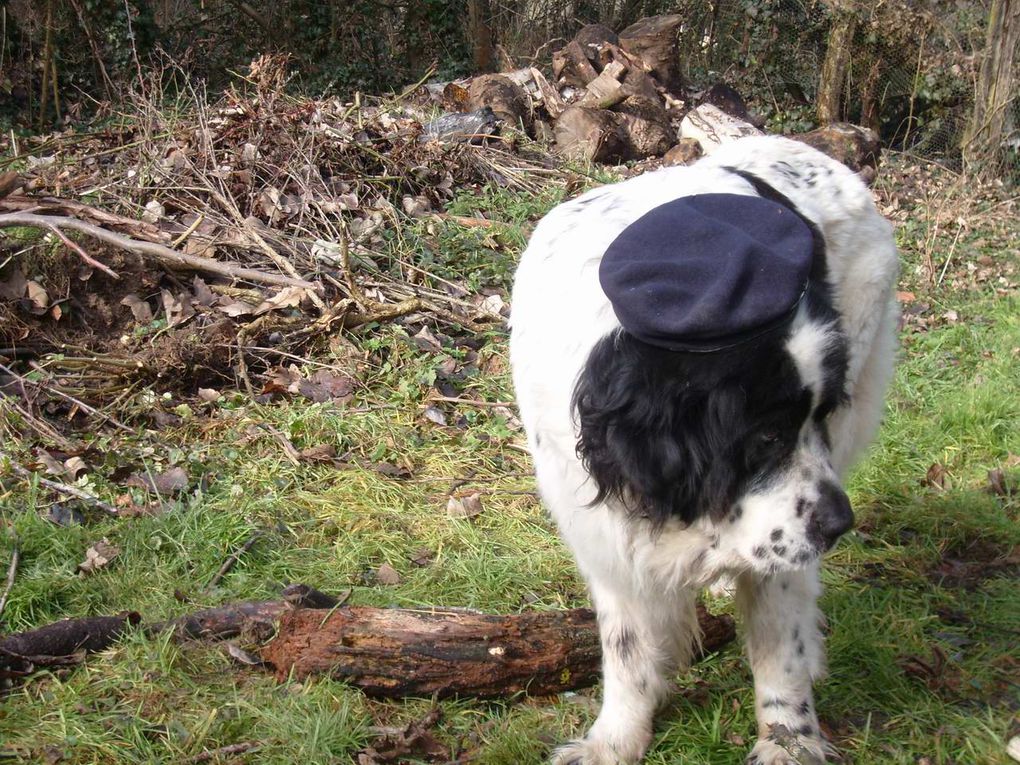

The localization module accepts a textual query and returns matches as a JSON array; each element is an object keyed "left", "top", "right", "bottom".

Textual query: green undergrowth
[{"left": 1, "top": 171, "right": 1018, "bottom": 764}]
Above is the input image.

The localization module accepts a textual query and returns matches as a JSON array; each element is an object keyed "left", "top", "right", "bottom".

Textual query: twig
[
  {"left": 0, "top": 212, "right": 318, "bottom": 291},
  {"left": 7, "top": 459, "right": 118, "bottom": 516},
  {"left": 43, "top": 221, "right": 120, "bottom": 279},
  {"left": 184, "top": 741, "right": 263, "bottom": 764},
  {"left": 0, "top": 536, "right": 19, "bottom": 623},
  {"left": 204, "top": 533, "right": 263, "bottom": 591},
  {"left": 429, "top": 396, "right": 515, "bottom": 408},
  {"left": 2, "top": 360, "right": 133, "bottom": 433}
]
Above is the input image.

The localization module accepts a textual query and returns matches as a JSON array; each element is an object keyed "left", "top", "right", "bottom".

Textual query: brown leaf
[
  {"left": 446, "top": 492, "right": 483, "bottom": 518},
  {"left": 78, "top": 539, "right": 120, "bottom": 575},
  {"left": 298, "top": 444, "right": 338, "bottom": 463},
  {"left": 410, "top": 548, "right": 434, "bottom": 567},
  {"left": 160, "top": 289, "right": 195, "bottom": 327},
  {"left": 375, "top": 563, "right": 401, "bottom": 585},
  {"left": 125, "top": 466, "right": 190, "bottom": 495},
  {"left": 895, "top": 290, "right": 916, "bottom": 303},
  {"left": 254, "top": 286, "right": 309, "bottom": 316},
  {"left": 357, "top": 707, "right": 448, "bottom": 764},
  {"left": 987, "top": 468, "right": 1013, "bottom": 497},
  {"left": 372, "top": 461, "right": 412, "bottom": 479},
  {"left": 924, "top": 463, "right": 949, "bottom": 490},
  {"left": 197, "top": 388, "right": 222, "bottom": 404},
  {"left": 216, "top": 297, "right": 257, "bottom": 317},
  {"left": 191, "top": 276, "right": 217, "bottom": 307},
  {"left": 26, "top": 280, "right": 49, "bottom": 312},
  {"left": 63, "top": 456, "right": 88, "bottom": 480}
]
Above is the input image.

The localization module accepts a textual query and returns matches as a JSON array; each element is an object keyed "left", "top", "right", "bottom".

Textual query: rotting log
[
  {"left": 554, "top": 106, "right": 628, "bottom": 164},
  {"left": 1, "top": 589, "right": 736, "bottom": 700},
  {"left": 262, "top": 603, "right": 736, "bottom": 699}
]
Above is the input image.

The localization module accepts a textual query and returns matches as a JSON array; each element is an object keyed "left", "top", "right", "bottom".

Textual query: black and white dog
[{"left": 510, "top": 136, "right": 899, "bottom": 764}]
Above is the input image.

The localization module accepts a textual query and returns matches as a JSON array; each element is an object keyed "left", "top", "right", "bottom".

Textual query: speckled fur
[{"left": 511, "top": 137, "right": 899, "bottom": 764}]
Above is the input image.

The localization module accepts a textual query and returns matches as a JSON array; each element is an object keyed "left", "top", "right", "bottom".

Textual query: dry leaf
[
  {"left": 120, "top": 294, "right": 153, "bottom": 323},
  {"left": 225, "top": 642, "right": 265, "bottom": 666},
  {"left": 423, "top": 406, "right": 447, "bottom": 426},
  {"left": 446, "top": 492, "right": 483, "bottom": 518},
  {"left": 197, "top": 388, "right": 222, "bottom": 404},
  {"left": 78, "top": 539, "right": 120, "bottom": 575},
  {"left": 254, "top": 285, "right": 309, "bottom": 315},
  {"left": 924, "top": 463, "right": 948, "bottom": 490},
  {"left": 63, "top": 456, "right": 88, "bottom": 479},
  {"left": 26, "top": 280, "right": 49, "bottom": 312},
  {"left": 125, "top": 466, "right": 190, "bottom": 495},
  {"left": 298, "top": 444, "right": 338, "bottom": 463},
  {"left": 376, "top": 563, "right": 401, "bottom": 585},
  {"left": 161, "top": 289, "right": 195, "bottom": 327}
]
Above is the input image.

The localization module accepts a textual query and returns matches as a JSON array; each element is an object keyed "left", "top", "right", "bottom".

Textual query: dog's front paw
[
  {"left": 551, "top": 737, "right": 638, "bottom": 765},
  {"left": 745, "top": 729, "right": 829, "bottom": 765}
]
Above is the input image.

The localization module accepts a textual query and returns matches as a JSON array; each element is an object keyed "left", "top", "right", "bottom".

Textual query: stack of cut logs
[{"left": 427, "top": 14, "right": 881, "bottom": 181}]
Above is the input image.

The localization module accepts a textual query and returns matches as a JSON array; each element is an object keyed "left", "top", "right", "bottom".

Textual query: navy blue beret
[{"left": 599, "top": 193, "right": 815, "bottom": 352}]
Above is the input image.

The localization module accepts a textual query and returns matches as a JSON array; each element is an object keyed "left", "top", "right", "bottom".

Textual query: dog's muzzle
[{"left": 808, "top": 480, "right": 854, "bottom": 550}]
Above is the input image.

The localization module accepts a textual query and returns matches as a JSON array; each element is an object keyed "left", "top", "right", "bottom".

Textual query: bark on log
[
  {"left": 614, "top": 96, "right": 676, "bottom": 158},
  {"left": 531, "top": 67, "right": 565, "bottom": 119},
  {"left": 578, "top": 61, "right": 628, "bottom": 109},
  {"left": 680, "top": 104, "right": 763, "bottom": 154},
  {"left": 618, "top": 14, "right": 685, "bottom": 94},
  {"left": 790, "top": 123, "right": 881, "bottom": 184},
  {"left": 262, "top": 603, "right": 736, "bottom": 699},
  {"left": 0, "top": 612, "right": 140, "bottom": 673},
  {"left": 554, "top": 107, "right": 629, "bottom": 163},
  {"left": 467, "top": 74, "right": 533, "bottom": 133},
  {"left": 552, "top": 40, "right": 599, "bottom": 88}
]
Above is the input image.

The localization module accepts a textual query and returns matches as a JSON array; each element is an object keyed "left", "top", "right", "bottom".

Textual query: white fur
[{"left": 510, "top": 137, "right": 899, "bottom": 764}]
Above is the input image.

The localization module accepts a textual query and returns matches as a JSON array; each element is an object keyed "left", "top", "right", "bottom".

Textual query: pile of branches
[{"left": 0, "top": 55, "right": 567, "bottom": 404}]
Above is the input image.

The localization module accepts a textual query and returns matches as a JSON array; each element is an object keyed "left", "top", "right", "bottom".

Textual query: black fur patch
[{"left": 573, "top": 329, "right": 813, "bottom": 526}]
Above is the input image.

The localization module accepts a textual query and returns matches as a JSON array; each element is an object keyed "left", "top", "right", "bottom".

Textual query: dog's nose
[{"left": 809, "top": 481, "right": 854, "bottom": 549}]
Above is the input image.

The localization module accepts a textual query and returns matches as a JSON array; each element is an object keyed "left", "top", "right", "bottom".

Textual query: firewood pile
[{"left": 425, "top": 14, "right": 881, "bottom": 178}]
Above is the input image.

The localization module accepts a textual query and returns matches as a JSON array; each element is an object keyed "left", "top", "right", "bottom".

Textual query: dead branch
[
  {"left": 0, "top": 213, "right": 318, "bottom": 291},
  {"left": 6, "top": 459, "right": 119, "bottom": 516},
  {"left": 263, "top": 602, "right": 735, "bottom": 698},
  {"left": 3, "top": 586, "right": 736, "bottom": 700},
  {"left": 204, "top": 533, "right": 263, "bottom": 591},
  {"left": 183, "top": 742, "right": 262, "bottom": 764},
  {"left": 0, "top": 538, "right": 19, "bottom": 624},
  {"left": 0, "top": 612, "right": 141, "bottom": 673}
]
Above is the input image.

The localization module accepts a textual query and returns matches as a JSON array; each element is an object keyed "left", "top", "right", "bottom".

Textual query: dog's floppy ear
[{"left": 572, "top": 332, "right": 742, "bottom": 526}]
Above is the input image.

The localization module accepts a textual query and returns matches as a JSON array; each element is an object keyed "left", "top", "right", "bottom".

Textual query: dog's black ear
[{"left": 572, "top": 332, "right": 742, "bottom": 526}]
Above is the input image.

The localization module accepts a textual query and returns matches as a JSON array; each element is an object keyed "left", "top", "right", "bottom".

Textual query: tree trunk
[
  {"left": 618, "top": 14, "right": 686, "bottom": 94},
  {"left": 963, "top": 0, "right": 1020, "bottom": 173},
  {"left": 816, "top": 11, "right": 857, "bottom": 125},
  {"left": 467, "top": 0, "right": 495, "bottom": 73}
]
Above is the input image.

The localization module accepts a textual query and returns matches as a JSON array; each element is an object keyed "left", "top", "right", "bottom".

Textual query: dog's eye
[{"left": 758, "top": 430, "right": 781, "bottom": 445}]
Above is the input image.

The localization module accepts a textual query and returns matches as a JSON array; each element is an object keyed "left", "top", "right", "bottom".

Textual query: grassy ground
[{"left": 1, "top": 161, "right": 1018, "bottom": 764}]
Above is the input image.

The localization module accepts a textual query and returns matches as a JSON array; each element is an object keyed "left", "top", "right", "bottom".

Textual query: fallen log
[
  {"left": 262, "top": 602, "right": 736, "bottom": 698},
  {"left": 0, "top": 586, "right": 736, "bottom": 699}
]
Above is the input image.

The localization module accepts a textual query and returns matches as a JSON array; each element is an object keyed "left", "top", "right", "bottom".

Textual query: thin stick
[
  {"left": 2, "top": 360, "right": 133, "bottom": 433},
  {"left": 429, "top": 396, "right": 515, "bottom": 408},
  {"left": 0, "top": 212, "right": 318, "bottom": 291},
  {"left": 7, "top": 460, "right": 118, "bottom": 515},
  {"left": 182, "top": 742, "right": 261, "bottom": 764},
  {"left": 0, "top": 537, "right": 19, "bottom": 623},
  {"left": 205, "top": 533, "right": 262, "bottom": 591},
  {"left": 44, "top": 222, "right": 120, "bottom": 278}
]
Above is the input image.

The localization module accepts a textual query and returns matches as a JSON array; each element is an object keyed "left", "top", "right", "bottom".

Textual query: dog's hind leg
[
  {"left": 735, "top": 566, "right": 831, "bottom": 765},
  {"left": 552, "top": 579, "right": 697, "bottom": 765}
]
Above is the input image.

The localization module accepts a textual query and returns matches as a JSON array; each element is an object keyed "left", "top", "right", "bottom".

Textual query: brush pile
[{"left": 0, "top": 54, "right": 572, "bottom": 411}]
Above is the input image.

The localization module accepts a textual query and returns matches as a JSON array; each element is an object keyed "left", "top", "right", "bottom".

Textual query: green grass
[{"left": 2, "top": 173, "right": 1018, "bottom": 764}]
